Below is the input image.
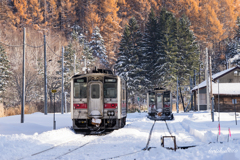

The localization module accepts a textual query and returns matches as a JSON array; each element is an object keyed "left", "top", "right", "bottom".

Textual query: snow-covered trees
[
  {"left": 116, "top": 9, "right": 200, "bottom": 100},
  {"left": 225, "top": 18, "right": 240, "bottom": 67},
  {"left": 115, "top": 17, "right": 144, "bottom": 102},
  {"left": 142, "top": 8, "right": 158, "bottom": 88},
  {"left": 57, "top": 27, "right": 96, "bottom": 92},
  {"left": 0, "top": 45, "right": 11, "bottom": 94},
  {"left": 152, "top": 9, "right": 177, "bottom": 87},
  {"left": 90, "top": 26, "right": 109, "bottom": 68},
  {"left": 79, "top": 33, "right": 95, "bottom": 72}
]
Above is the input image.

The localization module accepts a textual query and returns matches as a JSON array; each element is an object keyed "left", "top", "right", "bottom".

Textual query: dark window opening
[
  {"left": 74, "top": 82, "right": 87, "bottom": 98},
  {"left": 104, "top": 83, "right": 117, "bottom": 98}
]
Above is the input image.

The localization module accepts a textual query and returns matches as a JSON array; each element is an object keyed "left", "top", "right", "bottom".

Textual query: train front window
[
  {"left": 149, "top": 92, "right": 155, "bottom": 105},
  {"left": 74, "top": 79, "right": 87, "bottom": 98},
  {"left": 164, "top": 97, "right": 170, "bottom": 103},
  {"left": 104, "top": 83, "right": 117, "bottom": 98}
]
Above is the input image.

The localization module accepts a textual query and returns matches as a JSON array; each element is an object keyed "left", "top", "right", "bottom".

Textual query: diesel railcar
[
  {"left": 147, "top": 87, "right": 174, "bottom": 120},
  {"left": 71, "top": 69, "right": 127, "bottom": 132}
]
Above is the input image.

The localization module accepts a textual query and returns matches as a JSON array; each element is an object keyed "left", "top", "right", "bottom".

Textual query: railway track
[
  {"left": 18, "top": 120, "right": 175, "bottom": 160},
  {"left": 17, "top": 133, "right": 99, "bottom": 160},
  {"left": 17, "top": 128, "right": 116, "bottom": 160},
  {"left": 102, "top": 120, "right": 166, "bottom": 160}
]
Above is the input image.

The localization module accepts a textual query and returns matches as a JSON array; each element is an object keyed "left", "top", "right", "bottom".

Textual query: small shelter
[{"left": 192, "top": 66, "right": 240, "bottom": 112}]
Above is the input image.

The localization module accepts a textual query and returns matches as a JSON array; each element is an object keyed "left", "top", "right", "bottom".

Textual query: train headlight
[{"left": 107, "top": 111, "right": 115, "bottom": 116}]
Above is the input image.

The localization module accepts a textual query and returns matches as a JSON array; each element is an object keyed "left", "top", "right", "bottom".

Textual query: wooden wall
[{"left": 214, "top": 95, "right": 240, "bottom": 112}]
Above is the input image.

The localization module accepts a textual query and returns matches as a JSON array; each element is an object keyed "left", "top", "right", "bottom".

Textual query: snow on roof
[
  {"left": 212, "top": 83, "right": 240, "bottom": 95},
  {"left": 211, "top": 66, "right": 238, "bottom": 80},
  {"left": 192, "top": 66, "right": 240, "bottom": 91}
]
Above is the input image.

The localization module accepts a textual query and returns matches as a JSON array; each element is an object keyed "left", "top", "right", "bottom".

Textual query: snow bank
[{"left": 0, "top": 112, "right": 240, "bottom": 160}]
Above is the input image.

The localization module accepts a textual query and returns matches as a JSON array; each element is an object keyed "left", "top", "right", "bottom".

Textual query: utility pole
[
  {"left": 74, "top": 54, "right": 76, "bottom": 75},
  {"left": 21, "top": 27, "right": 26, "bottom": 123},
  {"left": 198, "top": 83, "right": 200, "bottom": 111},
  {"left": 209, "top": 56, "right": 214, "bottom": 121},
  {"left": 205, "top": 48, "right": 210, "bottom": 110},
  {"left": 61, "top": 47, "right": 64, "bottom": 114},
  {"left": 44, "top": 34, "right": 47, "bottom": 115},
  {"left": 194, "top": 70, "right": 196, "bottom": 111},
  {"left": 65, "top": 92, "right": 67, "bottom": 113}
]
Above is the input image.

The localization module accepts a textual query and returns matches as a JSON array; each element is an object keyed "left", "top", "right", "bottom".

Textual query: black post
[
  {"left": 21, "top": 27, "right": 26, "bottom": 123},
  {"left": 234, "top": 100, "right": 237, "bottom": 125},
  {"left": 126, "top": 80, "right": 128, "bottom": 113},
  {"left": 191, "top": 78, "right": 193, "bottom": 110},
  {"left": 212, "top": 97, "right": 214, "bottom": 122},
  {"left": 54, "top": 92, "right": 56, "bottom": 130},
  {"left": 44, "top": 34, "right": 47, "bottom": 115}
]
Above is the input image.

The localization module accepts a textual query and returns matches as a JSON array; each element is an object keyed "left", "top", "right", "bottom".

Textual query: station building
[{"left": 191, "top": 66, "right": 240, "bottom": 112}]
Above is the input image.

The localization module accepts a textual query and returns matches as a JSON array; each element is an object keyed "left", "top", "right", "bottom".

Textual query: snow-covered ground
[{"left": 0, "top": 111, "right": 240, "bottom": 160}]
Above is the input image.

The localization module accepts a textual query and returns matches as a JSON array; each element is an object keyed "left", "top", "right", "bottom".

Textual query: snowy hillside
[{"left": 0, "top": 112, "right": 240, "bottom": 160}]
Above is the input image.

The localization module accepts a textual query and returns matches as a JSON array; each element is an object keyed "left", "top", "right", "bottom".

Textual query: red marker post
[
  {"left": 229, "top": 128, "right": 231, "bottom": 137},
  {"left": 218, "top": 123, "right": 221, "bottom": 135},
  {"left": 228, "top": 127, "right": 231, "bottom": 142}
]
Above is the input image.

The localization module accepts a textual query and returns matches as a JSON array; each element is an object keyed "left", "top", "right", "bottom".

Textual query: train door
[
  {"left": 88, "top": 82, "right": 103, "bottom": 118},
  {"left": 156, "top": 93, "right": 163, "bottom": 112},
  {"left": 121, "top": 80, "right": 127, "bottom": 117}
]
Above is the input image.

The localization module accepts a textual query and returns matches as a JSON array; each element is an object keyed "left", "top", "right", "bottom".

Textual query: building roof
[
  {"left": 212, "top": 83, "right": 240, "bottom": 95},
  {"left": 192, "top": 66, "right": 240, "bottom": 94}
]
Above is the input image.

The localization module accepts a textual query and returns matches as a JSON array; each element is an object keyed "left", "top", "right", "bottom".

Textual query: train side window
[
  {"left": 74, "top": 83, "right": 80, "bottom": 98},
  {"left": 122, "top": 89, "right": 126, "bottom": 100},
  {"left": 91, "top": 84, "right": 100, "bottom": 99}
]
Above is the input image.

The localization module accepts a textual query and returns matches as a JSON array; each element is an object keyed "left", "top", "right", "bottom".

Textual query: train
[
  {"left": 70, "top": 68, "right": 127, "bottom": 132},
  {"left": 147, "top": 87, "right": 174, "bottom": 120}
]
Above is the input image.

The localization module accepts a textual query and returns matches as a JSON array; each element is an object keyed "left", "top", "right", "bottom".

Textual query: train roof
[{"left": 72, "top": 68, "right": 115, "bottom": 79}]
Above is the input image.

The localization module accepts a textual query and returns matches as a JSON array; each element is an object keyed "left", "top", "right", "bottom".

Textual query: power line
[
  {"left": 26, "top": 43, "right": 44, "bottom": 48},
  {"left": 0, "top": 41, "right": 44, "bottom": 48},
  {"left": 47, "top": 43, "right": 62, "bottom": 58},
  {"left": 0, "top": 41, "right": 23, "bottom": 47}
]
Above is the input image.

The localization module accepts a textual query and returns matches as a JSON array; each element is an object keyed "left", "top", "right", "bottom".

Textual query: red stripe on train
[
  {"left": 74, "top": 103, "right": 87, "bottom": 109},
  {"left": 104, "top": 103, "right": 117, "bottom": 109}
]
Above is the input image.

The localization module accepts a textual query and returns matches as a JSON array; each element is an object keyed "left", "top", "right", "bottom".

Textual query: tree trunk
[{"left": 179, "top": 86, "right": 185, "bottom": 111}]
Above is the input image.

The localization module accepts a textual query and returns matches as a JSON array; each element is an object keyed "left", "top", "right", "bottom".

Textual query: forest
[{"left": 0, "top": 0, "right": 240, "bottom": 114}]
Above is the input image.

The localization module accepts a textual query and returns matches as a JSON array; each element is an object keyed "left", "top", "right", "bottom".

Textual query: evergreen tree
[
  {"left": 62, "top": 43, "right": 79, "bottom": 90},
  {"left": 175, "top": 15, "right": 199, "bottom": 109},
  {"left": 89, "top": 26, "right": 109, "bottom": 68},
  {"left": 0, "top": 45, "right": 11, "bottom": 97},
  {"left": 115, "top": 25, "right": 131, "bottom": 80},
  {"left": 224, "top": 18, "right": 240, "bottom": 67},
  {"left": 79, "top": 33, "right": 95, "bottom": 72},
  {"left": 175, "top": 15, "right": 199, "bottom": 83},
  {"left": 116, "top": 17, "right": 143, "bottom": 102},
  {"left": 57, "top": 28, "right": 95, "bottom": 91},
  {"left": 151, "top": 9, "right": 177, "bottom": 87},
  {"left": 142, "top": 8, "right": 158, "bottom": 89}
]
